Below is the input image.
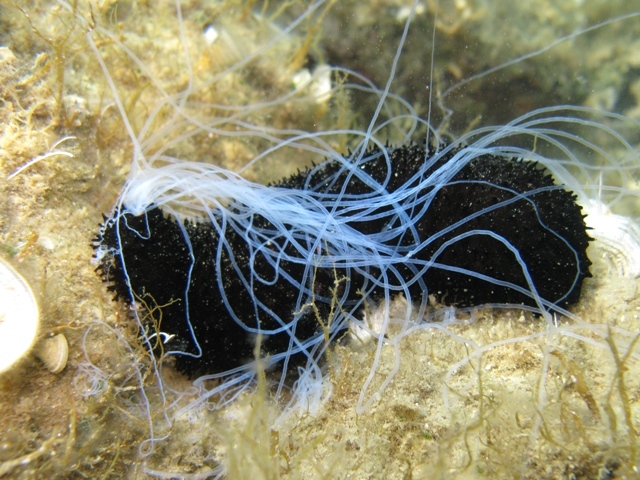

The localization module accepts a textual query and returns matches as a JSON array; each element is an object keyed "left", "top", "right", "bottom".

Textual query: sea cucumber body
[{"left": 96, "top": 144, "right": 591, "bottom": 376}]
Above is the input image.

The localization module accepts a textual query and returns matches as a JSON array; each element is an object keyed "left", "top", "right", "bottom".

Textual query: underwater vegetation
[{"left": 1, "top": 0, "right": 640, "bottom": 478}]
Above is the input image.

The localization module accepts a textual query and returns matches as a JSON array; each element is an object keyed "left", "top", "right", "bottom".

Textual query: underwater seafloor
[{"left": 1, "top": 0, "right": 640, "bottom": 478}]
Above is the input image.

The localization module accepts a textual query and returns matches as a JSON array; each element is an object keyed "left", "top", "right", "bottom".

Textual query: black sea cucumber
[{"left": 95, "top": 143, "right": 592, "bottom": 378}]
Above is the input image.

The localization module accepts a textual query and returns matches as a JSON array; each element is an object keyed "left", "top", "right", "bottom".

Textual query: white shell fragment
[
  {"left": 0, "top": 258, "right": 39, "bottom": 373},
  {"left": 583, "top": 199, "right": 640, "bottom": 278},
  {"left": 203, "top": 24, "right": 219, "bottom": 45},
  {"left": 396, "top": 3, "right": 426, "bottom": 22},
  {"left": 292, "top": 64, "right": 333, "bottom": 104},
  {"left": 35, "top": 334, "right": 68, "bottom": 374},
  {"left": 349, "top": 296, "right": 411, "bottom": 343}
]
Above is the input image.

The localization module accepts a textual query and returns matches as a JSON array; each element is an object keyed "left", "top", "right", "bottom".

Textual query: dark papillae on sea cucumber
[{"left": 95, "top": 143, "right": 592, "bottom": 377}]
